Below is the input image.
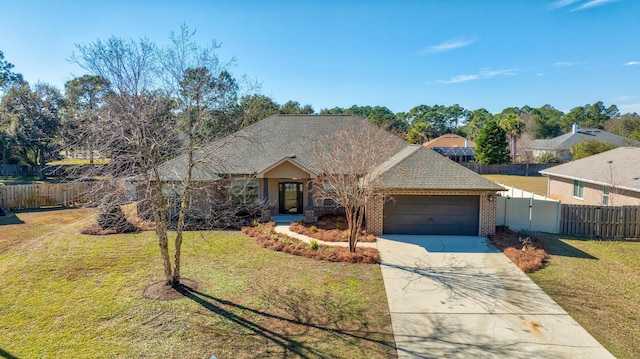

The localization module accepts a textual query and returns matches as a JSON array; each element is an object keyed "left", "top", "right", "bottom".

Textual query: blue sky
[{"left": 1, "top": 0, "right": 639, "bottom": 114}]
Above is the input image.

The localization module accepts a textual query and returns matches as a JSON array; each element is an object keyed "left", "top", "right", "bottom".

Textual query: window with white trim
[
  {"left": 573, "top": 180, "right": 584, "bottom": 199},
  {"left": 602, "top": 186, "right": 610, "bottom": 206}
]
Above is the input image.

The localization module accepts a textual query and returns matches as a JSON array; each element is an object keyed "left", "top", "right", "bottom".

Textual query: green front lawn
[
  {"left": 482, "top": 174, "right": 548, "bottom": 196},
  {"left": 0, "top": 209, "right": 396, "bottom": 358},
  {"left": 0, "top": 175, "right": 62, "bottom": 185},
  {"left": 529, "top": 233, "right": 640, "bottom": 359}
]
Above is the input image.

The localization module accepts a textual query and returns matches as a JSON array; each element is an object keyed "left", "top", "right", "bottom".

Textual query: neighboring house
[
  {"left": 156, "top": 114, "right": 504, "bottom": 236},
  {"left": 539, "top": 147, "right": 640, "bottom": 206},
  {"left": 529, "top": 123, "right": 636, "bottom": 162},
  {"left": 423, "top": 134, "right": 475, "bottom": 163}
]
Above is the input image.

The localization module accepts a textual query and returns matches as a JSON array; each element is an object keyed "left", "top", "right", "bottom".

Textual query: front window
[
  {"left": 602, "top": 186, "right": 610, "bottom": 205},
  {"left": 573, "top": 180, "right": 584, "bottom": 199},
  {"left": 231, "top": 177, "right": 258, "bottom": 204}
]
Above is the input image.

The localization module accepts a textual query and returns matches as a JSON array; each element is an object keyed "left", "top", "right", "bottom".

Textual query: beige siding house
[{"left": 540, "top": 147, "right": 640, "bottom": 206}]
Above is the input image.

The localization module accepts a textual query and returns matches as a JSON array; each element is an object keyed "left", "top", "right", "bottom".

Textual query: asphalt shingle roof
[
  {"left": 158, "top": 115, "right": 502, "bottom": 191},
  {"left": 539, "top": 147, "right": 640, "bottom": 192},
  {"left": 371, "top": 145, "right": 504, "bottom": 190},
  {"left": 159, "top": 115, "right": 407, "bottom": 178},
  {"left": 530, "top": 128, "right": 636, "bottom": 151},
  {"left": 424, "top": 134, "right": 476, "bottom": 148}
]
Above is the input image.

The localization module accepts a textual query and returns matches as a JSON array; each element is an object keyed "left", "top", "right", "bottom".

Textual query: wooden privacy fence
[
  {"left": 0, "top": 182, "right": 107, "bottom": 210},
  {"left": 461, "top": 163, "right": 555, "bottom": 176},
  {"left": 560, "top": 205, "right": 640, "bottom": 239}
]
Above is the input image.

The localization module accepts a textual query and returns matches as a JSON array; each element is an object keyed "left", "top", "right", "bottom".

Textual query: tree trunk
[
  {"left": 150, "top": 185, "right": 173, "bottom": 285},
  {"left": 36, "top": 149, "right": 46, "bottom": 180}
]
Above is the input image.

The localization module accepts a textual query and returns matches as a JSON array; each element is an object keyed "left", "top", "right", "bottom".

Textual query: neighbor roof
[
  {"left": 530, "top": 128, "right": 636, "bottom": 151},
  {"left": 424, "top": 134, "right": 476, "bottom": 148},
  {"left": 370, "top": 146, "right": 504, "bottom": 191},
  {"left": 539, "top": 147, "right": 640, "bottom": 192}
]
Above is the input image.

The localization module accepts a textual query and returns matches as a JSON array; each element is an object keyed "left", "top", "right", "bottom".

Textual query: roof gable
[
  {"left": 257, "top": 157, "right": 316, "bottom": 179},
  {"left": 424, "top": 134, "right": 476, "bottom": 148},
  {"left": 370, "top": 146, "right": 504, "bottom": 191}
]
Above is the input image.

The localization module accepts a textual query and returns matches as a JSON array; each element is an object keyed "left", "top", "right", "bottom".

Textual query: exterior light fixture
[{"left": 487, "top": 194, "right": 495, "bottom": 202}]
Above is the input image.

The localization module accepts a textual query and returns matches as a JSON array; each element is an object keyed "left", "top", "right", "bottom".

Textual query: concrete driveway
[{"left": 377, "top": 235, "right": 615, "bottom": 359}]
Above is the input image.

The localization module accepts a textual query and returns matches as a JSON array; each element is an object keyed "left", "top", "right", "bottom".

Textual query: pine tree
[{"left": 475, "top": 120, "right": 511, "bottom": 164}]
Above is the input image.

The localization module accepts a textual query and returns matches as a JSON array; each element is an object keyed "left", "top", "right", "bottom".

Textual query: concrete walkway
[
  {"left": 273, "top": 225, "right": 378, "bottom": 248},
  {"left": 377, "top": 235, "right": 615, "bottom": 359}
]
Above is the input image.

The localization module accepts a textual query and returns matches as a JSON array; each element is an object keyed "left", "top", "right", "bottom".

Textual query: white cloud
[
  {"left": 571, "top": 0, "right": 619, "bottom": 11},
  {"left": 554, "top": 61, "right": 576, "bottom": 67},
  {"left": 434, "top": 69, "right": 517, "bottom": 84},
  {"left": 422, "top": 37, "right": 476, "bottom": 54},
  {"left": 550, "top": 0, "right": 581, "bottom": 9},
  {"left": 536, "top": 73, "right": 545, "bottom": 77},
  {"left": 619, "top": 103, "right": 640, "bottom": 114},
  {"left": 624, "top": 61, "right": 640, "bottom": 66},
  {"left": 550, "top": 0, "right": 619, "bottom": 11}
]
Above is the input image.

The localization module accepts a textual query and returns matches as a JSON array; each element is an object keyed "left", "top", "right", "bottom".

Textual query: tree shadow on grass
[
  {"left": 178, "top": 285, "right": 397, "bottom": 358},
  {"left": 0, "top": 348, "right": 19, "bottom": 359},
  {"left": 530, "top": 232, "right": 598, "bottom": 259},
  {"left": 0, "top": 213, "right": 24, "bottom": 225}
]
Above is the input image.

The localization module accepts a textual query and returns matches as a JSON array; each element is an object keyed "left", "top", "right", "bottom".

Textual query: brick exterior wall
[
  {"left": 366, "top": 197, "right": 384, "bottom": 235},
  {"left": 549, "top": 176, "right": 640, "bottom": 206},
  {"left": 480, "top": 192, "right": 497, "bottom": 237},
  {"left": 366, "top": 190, "right": 498, "bottom": 237}
]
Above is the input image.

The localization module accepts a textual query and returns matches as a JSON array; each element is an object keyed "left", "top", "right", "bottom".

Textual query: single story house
[
  {"left": 423, "top": 133, "right": 475, "bottom": 163},
  {"left": 529, "top": 123, "right": 636, "bottom": 162},
  {"left": 156, "top": 114, "right": 504, "bottom": 236},
  {"left": 539, "top": 147, "right": 640, "bottom": 206}
]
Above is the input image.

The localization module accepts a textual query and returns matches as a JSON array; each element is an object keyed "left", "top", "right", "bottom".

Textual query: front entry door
[{"left": 279, "top": 182, "right": 303, "bottom": 214}]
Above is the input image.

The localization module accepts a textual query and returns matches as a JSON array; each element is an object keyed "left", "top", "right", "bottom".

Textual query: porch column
[
  {"left": 305, "top": 180, "right": 314, "bottom": 222},
  {"left": 306, "top": 181, "right": 313, "bottom": 210},
  {"left": 261, "top": 178, "right": 271, "bottom": 222},
  {"left": 262, "top": 178, "right": 269, "bottom": 199}
]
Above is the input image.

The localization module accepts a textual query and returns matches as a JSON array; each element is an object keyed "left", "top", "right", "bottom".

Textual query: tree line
[{"left": 2, "top": 47, "right": 640, "bottom": 177}]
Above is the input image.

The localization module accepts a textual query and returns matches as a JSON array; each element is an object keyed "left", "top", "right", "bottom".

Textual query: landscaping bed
[
  {"left": 488, "top": 226, "right": 549, "bottom": 273},
  {"left": 243, "top": 222, "right": 380, "bottom": 264},
  {"left": 289, "top": 215, "right": 377, "bottom": 243}
]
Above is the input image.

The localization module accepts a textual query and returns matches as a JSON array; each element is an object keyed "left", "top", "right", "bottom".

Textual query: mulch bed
[
  {"left": 289, "top": 215, "right": 377, "bottom": 243},
  {"left": 243, "top": 222, "right": 380, "bottom": 264},
  {"left": 81, "top": 215, "right": 155, "bottom": 235},
  {"left": 488, "top": 226, "right": 549, "bottom": 273}
]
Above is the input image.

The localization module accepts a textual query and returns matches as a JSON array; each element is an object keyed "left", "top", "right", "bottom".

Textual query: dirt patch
[
  {"left": 289, "top": 215, "right": 377, "bottom": 243},
  {"left": 243, "top": 222, "right": 380, "bottom": 264},
  {"left": 143, "top": 278, "right": 198, "bottom": 301},
  {"left": 488, "top": 226, "right": 549, "bottom": 273}
]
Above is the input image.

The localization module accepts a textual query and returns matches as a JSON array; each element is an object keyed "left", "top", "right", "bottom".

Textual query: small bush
[
  {"left": 310, "top": 225, "right": 318, "bottom": 233},
  {"left": 309, "top": 239, "right": 319, "bottom": 250},
  {"left": 96, "top": 204, "right": 136, "bottom": 233}
]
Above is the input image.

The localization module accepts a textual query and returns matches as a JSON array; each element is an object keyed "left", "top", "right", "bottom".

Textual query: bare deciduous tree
[
  {"left": 70, "top": 25, "right": 242, "bottom": 287},
  {"left": 310, "top": 121, "right": 405, "bottom": 252}
]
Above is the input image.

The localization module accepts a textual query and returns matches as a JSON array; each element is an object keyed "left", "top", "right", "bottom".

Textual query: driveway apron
[{"left": 377, "top": 235, "right": 615, "bottom": 359}]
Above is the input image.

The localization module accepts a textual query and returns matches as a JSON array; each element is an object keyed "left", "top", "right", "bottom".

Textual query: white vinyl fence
[{"left": 496, "top": 184, "right": 561, "bottom": 233}]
